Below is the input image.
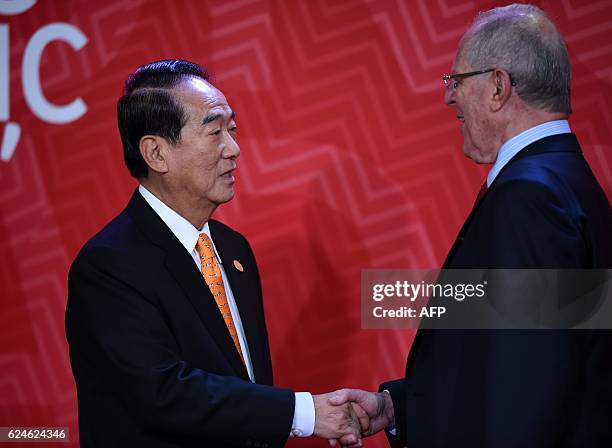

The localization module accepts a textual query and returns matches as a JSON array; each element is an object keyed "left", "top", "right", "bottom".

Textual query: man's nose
[
  {"left": 444, "top": 87, "right": 456, "bottom": 107},
  {"left": 222, "top": 135, "right": 240, "bottom": 158}
]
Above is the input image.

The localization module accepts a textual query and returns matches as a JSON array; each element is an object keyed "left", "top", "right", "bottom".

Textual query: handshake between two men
[{"left": 314, "top": 389, "right": 395, "bottom": 447}]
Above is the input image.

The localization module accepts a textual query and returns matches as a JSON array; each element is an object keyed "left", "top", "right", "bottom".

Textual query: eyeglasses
[{"left": 442, "top": 68, "right": 516, "bottom": 90}]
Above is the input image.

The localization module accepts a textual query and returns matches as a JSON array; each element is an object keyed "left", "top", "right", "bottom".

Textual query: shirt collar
[
  {"left": 487, "top": 119, "right": 571, "bottom": 187},
  {"left": 138, "top": 185, "right": 222, "bottom": 263}
]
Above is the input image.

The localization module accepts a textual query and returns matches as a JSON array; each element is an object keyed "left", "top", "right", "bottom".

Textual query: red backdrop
[{"left": 1, "top": 0, "right": 611, "bottom": 446}]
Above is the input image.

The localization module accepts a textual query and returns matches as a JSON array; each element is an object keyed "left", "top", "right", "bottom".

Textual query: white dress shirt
[
  {"left": 138, "top": 185, "right": 315, "bottom": 437},
  {"left": 487, "top": 120, "right": 571, "bottom": 187}
]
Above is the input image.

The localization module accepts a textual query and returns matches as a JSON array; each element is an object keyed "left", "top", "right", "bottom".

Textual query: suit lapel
[
  {"left": 163, "top": 246, "right": 249, "bottom": 379},
  {"left": 442, "top": 192, "right": 489, "bottom": 267},
  {"left": 210, "top": 221, "right": 268, "bottom": 383},
  {"left": 127, "top": 191, "right": 249, "bottom": 380}
]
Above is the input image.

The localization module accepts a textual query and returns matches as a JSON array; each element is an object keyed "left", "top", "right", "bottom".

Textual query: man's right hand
[
  {"left": 312, "top": 392, "right": 363, "bottom": 446},
  {"left": 327, "top": 388, "right": 394, "bottom": 446}
]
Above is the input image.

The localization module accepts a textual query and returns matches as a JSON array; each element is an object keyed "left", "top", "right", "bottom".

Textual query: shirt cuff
[{"left": 290, "top": 392, "right": 315, "bottom": 437}]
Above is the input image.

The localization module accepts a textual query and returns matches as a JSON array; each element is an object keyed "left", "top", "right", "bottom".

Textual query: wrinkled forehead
[
  {"left": 451, "top": 53, "right": 468, "bottom": 73},
  {"left": 452, "top": 35, "right": 473, "bottom": 72},
  {"left": 173, "top": 76, "right": 232, "bottom": 117},
  {"left": 183, "top": 76, "right": 223, "bottom": 98}
]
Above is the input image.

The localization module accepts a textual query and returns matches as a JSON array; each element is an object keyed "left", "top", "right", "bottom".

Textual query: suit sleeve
[
  {"left": 66, "top": 246, "right": 294, "bottom": 447},
  {"left": 379, "top": 379, "right": 407, "bottom": 448}
]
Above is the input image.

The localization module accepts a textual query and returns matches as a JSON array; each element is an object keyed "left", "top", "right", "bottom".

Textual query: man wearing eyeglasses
[{"left": 329, "top": 4, "right": 611, "bottom": 448}]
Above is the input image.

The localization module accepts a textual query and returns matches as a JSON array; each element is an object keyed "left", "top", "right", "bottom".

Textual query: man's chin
[
  {"left": 214, "top": 189, "right": 235, "bottom": 204},
  {"left": 463, "top": 146, "right": 480, "bottom": 163},
  {"left": 463, "top": 146, "right": 493, "bottom": 165}
]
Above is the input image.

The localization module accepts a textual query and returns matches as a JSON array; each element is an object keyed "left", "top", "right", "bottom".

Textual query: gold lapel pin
[{"left": 233, "top": 259, "right": 244, "bottom": 272}]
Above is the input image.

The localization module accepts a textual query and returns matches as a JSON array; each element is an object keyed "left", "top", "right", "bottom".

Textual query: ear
[
  {"left": 139, "top": 135, "right": 170, "bottom": 175},
  {"left": 490, "top": 69, "right": 513, "bottom": 112}
]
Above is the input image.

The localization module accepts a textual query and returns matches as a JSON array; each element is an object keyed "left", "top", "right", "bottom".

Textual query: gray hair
[{"left": 460, "top": 3, "right": 571, "bottom": 114}]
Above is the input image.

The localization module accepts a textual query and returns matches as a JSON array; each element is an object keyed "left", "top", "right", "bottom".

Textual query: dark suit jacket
[
  {"left": 383, "top": 134, "right": 612, "bottom": 447},
  {"left": 66, "top": 190, "right": 294, "bottom": 448}
]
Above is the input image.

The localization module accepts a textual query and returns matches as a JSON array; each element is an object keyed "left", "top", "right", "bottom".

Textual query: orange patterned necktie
[{"left": 195, "top": 233, "right": 245, "bottom": 365}]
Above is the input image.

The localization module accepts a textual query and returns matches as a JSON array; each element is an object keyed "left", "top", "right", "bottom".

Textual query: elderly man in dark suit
[
  {"left": 331, "top": 4, "right": 612, "bottom": 448},
  {"left": 65, "top": 59, "right": 361, "bottom": 448}
]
